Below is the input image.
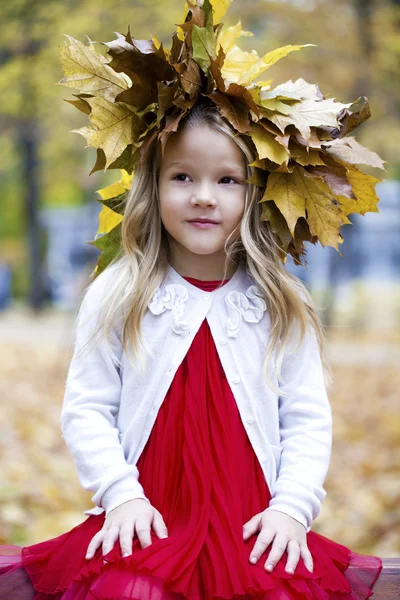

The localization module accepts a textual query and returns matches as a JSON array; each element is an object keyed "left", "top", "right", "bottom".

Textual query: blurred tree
[
  {"left": 322, "top": 0, "right": 396, "bottom": 325},
  {"left": 0, "top": 3, "right": 45, "bottom": 308},
  {"left": 0, "top": 0, "right": 185, "bottom": 307}
]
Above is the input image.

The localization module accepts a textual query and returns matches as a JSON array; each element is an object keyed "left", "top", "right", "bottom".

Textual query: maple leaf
[
  {"left": 72, "top": 96, "right": 141, "bottom": 169},
  {"left": 57, "top": 35, "right": 130, "bottom": 103},
  {"left": 267, "top": 97, "right": 353, "bottom": 145},
  {"left": 307, "top": 163, "right": 356, "bottom": 199},
  {"left": 260, "top": 200, "right": 293, "bottom": 252},
  {"left": 249, "top": 123, "right": 290, "bottom": 165},
  {"left": 289, "top": 142, "right": 326, "bottom": 167},
  {"left": 339, "top": 166, "right": 381, "bottom": 216},
  {"left": 322, "top": 136, "right": 387, "bottom": 170},
  {"left": 96, "top": 205, "right": 124, "bottom": 236},
  {"left": 220, "top": 30, "right": 314, "bottom": 86},
  {"left": 259, "top": 78, "right": 323, "bottom": 102},
  {"left": 97, "top": 169, "right": 133, "bottom": 199},
  {"left": 88, "top": 223, "right": 122, "bottom": 277},
  {"left": 332, "top": 96, "right": 371, "bottom": 138},
  {"left": 261, "top": 165, "right": 350, "bottom": 249}
]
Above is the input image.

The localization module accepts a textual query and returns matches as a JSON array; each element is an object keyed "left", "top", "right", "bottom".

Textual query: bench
[{"left": 357, "top": 558, "right": 400, "bottom": 599}]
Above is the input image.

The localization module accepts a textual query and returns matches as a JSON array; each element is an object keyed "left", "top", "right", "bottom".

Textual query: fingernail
[
  {"left": 266, "top": 564, "right": 273, "bottom": 571},
  {"left": 250, "top": 556, "right": 257, "bottom": 564},
  {"left": 286, "top": 568, "right": 293, "bottom": 574},
  {"left": 122, "top": 553, "right": 130, "bottom": 557}
]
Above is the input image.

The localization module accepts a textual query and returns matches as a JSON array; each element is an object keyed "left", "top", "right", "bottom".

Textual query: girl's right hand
[{"left": 85, "top": 498, "right": 169, "bottom": 560}]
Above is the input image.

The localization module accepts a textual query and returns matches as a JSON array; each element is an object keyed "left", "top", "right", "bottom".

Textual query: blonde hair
[{"left": 74, "top": 98, "right": 333, "bottom": 395}]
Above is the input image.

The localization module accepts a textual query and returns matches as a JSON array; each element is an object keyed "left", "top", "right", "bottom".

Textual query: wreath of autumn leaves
[{"left": 57, "top": 0, "right": 386, "bottom": 276}]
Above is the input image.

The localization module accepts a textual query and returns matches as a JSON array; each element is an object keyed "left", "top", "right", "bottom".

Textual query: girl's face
[{"left": 158, "top": 124, "right": 247, "bottom": 278}]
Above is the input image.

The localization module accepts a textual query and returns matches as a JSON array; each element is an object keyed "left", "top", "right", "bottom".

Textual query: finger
[
  {"left": 119, "top": 520, "right": 135, "bottom": 557},
  {"left": 243, "top": 514, "right": 262, "bottom": 541},
  {"left": 300, "top": 544, "right": 314, "bottom": 572},
  {"left": 85, "top": 531, "right": 104, "bottom": 559},
  {"left": 135, "top": 518, "right": 152, "bottom": 550},
  {"left": 152, "top": 511, "right": 169, "bottom": 540},
  {"left": 249, "top": 529, "right": 274, "bottom": 564},
  {"left": 284, "top": 539, "right": 301, "bottom": 574},
  {"left": 264, "top": 536, "right": 288, "bottom": 572},
  {"left": 102, "top": 525, "right": 120, "bottom": 557}
]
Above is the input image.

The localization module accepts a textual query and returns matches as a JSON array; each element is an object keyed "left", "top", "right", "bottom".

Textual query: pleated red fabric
[{"left": 0, "top": 275, "right": 383, "bottom": 600}]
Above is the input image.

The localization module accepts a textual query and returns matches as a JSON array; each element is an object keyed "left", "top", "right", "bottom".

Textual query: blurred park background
[{"left": 0, "top": 0, "right": 399, "bottom": 559}]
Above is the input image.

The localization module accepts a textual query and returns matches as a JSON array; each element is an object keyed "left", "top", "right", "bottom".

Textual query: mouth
[
  {"left": 187, "top": 220, "right": 220, "bottom": 228},
  {"left": 187, "top": 218, "right": 220, "bottom": 224}
]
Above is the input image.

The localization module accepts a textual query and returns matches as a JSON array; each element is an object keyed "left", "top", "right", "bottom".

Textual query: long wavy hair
[{"left": 74, "top": 98, "right": 333, "bottom": 395}]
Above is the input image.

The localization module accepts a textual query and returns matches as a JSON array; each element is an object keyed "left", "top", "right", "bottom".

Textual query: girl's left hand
[{"left": 242, "top": 508, "right": 314, "bottom": 575}]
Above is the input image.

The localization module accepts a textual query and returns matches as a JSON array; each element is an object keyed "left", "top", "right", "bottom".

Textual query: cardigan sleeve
[
  {"left": 265, "top": 322, "right": 332, "bottom": 533},
  {"left": 60, "top": 266, "right": 150, "bottom": 515}
]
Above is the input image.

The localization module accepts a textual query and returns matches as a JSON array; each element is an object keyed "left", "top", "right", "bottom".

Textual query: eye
[
  {"left": 220, "top": 177, "right": 238, "bottom": 184},
  {"left": 172, "top": 174, "right": 239, "bottom": 184}
]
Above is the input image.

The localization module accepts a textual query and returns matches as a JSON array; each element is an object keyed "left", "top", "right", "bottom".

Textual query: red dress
[{"left": 0, "top": 276, "right": 382, "bottom": 600}]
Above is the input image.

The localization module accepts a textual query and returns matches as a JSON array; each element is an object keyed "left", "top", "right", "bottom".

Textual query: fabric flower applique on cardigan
[
  {"left": 148, "top": 282, "right": 267, "bottom": 338},
  {"left": 148, "top": 283, "right": 190, "bottom": 335},
  {"left": 224, "top": 285, "right": 267, "bottom": 337}
]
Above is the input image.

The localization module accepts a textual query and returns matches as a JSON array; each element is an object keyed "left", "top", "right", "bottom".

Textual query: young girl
[{"left": 0, "top": 99, "right": 383, "bottom": 600}]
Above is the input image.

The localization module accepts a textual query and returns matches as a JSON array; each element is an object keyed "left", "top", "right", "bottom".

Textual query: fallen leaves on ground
[{"left": 0, "top": 326, "right": 398, "bottom": 559}]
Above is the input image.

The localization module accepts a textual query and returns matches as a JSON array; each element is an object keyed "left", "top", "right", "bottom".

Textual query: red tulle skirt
[{"left": 0, "top": 276, "right": 383, "bottom": 600}]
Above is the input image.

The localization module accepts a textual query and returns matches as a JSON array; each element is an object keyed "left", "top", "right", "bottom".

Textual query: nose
[{"left": 191, "top": 181, "right": 217, "bottom": 206}]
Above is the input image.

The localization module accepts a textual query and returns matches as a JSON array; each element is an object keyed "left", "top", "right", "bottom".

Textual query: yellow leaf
[
  {"left": 217, "top": 20, "right": 254, "bottom": 58},
  {"left": 248, "top": 124, "right": 289, "bottom": 165},
  {"left": 120, "top": 169, "right": 134, "bottom": 189},
  {"left": 218, "top": 26, "right": 315, "bottom": 86},
  {"left": 259, "top": 98, "right": 293, "bottom": 114},
  {"left": 261, "top": 170, "right": 307, "bottom": 237},
  {"left": 97, "top": 169, "right": 133, "bottom": 200},
  {"left": 256, "top": 80, "right": 274, "bottom": 88},
  {"left": 97, "top": 204, "right": 123, "bottom": 235},
  {"left": 260, "top": 200, "right": 293, "bottom": 251},
  {"left": 247, "top": 86, "right": 261, "bottom": 106},
  {"left": 249, "top": 158, "right": 267, "bottom": 168},
  {"left": 57, "top": 35, "right": 130, "bottom": 103},
  {"left": 337, "top": 166, "right": 382, "bottom": 216},
  {"left": 72, "top": 97, "right": 140, "bottom": 169},
  {"left": 211, "top": 0, "right": 232, "bottom": 23},
  {"left": 290, "top": 144, "right": 326, "bottom": 167},
  {"left": 152, "top": 34, "right": 161, "bottom": 49},
  {"left": 295, "top": 168, "right": 349, "bottom": 247},
  {"left": 263, "top": 166, "right": 347, "bottom": 248},
  {"left": 238, "top": 44, "right": 316, "bottom": 87}
]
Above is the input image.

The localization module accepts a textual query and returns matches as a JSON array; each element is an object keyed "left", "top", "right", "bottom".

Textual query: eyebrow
[{"left": 165, "top": 160, "right": 245, "bottom": 171}]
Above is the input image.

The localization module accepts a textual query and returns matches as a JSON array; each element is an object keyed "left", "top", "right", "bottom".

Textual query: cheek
[
  {"left": 159, "top": 186, "right": 179, "bottom": 220},
  {"left": 159, "top": 189, "right": 187, "bottom": 236},
  {"left": 222, "top": 195, "right": 246, "bottom": 230}
]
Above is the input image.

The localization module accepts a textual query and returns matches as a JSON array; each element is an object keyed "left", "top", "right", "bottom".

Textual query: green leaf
[{"left": 192, "top": 24, "right": 216, "bottom": 72}]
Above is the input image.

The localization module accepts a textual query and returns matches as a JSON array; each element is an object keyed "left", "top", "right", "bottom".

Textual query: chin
[
  {"left": 185, "top": 242, "right": 224, "bottom": 254},
  {"left": 167, "top": 231, "right": 225, "bottom": 256}
]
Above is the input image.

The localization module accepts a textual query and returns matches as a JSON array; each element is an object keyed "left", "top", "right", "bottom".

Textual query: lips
[{"left": 188, "top": 219, "right": 219, "bottom": 224}]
